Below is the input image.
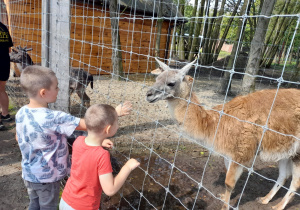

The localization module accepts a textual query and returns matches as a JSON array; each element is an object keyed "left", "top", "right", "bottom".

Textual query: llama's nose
[{"left": 146, "top": 90, "right": 153, "bottom": 97}]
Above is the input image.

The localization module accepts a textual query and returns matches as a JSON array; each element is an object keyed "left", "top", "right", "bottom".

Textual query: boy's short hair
[
  {"left": 20, "top": 65, "right": 56, "bottom": 97},
  {"left": 85, "top": 104, "right": 117, "bottom": 132}
]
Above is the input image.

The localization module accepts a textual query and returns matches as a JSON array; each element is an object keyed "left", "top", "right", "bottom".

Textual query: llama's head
[
  {"left": 10, "top": 46, "right": 33, "bottom": 64},
  {"left": 146, "top": 58, "right": 196, "bottom": 103}
]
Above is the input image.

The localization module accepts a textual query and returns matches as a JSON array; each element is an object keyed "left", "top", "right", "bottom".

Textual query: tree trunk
[
  {"left": 218, "top": 0, "right": 250, "bottom": 94},
  {"left": 178, "top": 0, "right": 185, "bottom": 60},
  {"left": 171, "top": 28, "right": 177, "bottom": 58},
  {"left": 207, "top": 0, "right": 226, "bottom": 64},
  {"left": 109, "top": 0, "right": 124, "bottom": 79},
  {"left": 289, "top": 47, "right": 300, "bottom": 84},
  {"left": 241, "top": 0, "right": 276, "bottom": 95},
  {"left": 155, "top": 0, "right": 163, "bottom": 66},
  {"left": 263, "top": 17, "right": 292, "bottom": 68},
  {"left": 260, "top": 0, "right": 291, "bottom": 67},
  {"left": 213, "top": 0, "right": 242, "bottom": 62},
  {"left": 201, "top": 0, "right": 218, "bottom": 65},
  {"left": 187, "top": 0, "right": 198, "bottom": 51},
  {"left": 188, "top": 0, "right": 206, "bottom": 61},
  {"left": 261, "top": 0, "right": 289, "bottom": 58}
]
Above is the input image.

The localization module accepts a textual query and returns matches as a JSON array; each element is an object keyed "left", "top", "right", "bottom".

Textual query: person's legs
[
  {"left": 36, "top": 181, "right": 61, "bottom": 210},
  {"left": 0, "top": 81, "right": 7, "bottom": 130},
  {"left": 0, "top": 81, "right": 9, "bottom": 116},
  {"left": 23, "top": 180, "right": 40, "bottom": 210}
]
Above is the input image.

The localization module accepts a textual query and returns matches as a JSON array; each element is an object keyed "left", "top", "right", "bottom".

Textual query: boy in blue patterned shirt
[{"left": 15, "top": 65, "right": 132, "bottom": 210}]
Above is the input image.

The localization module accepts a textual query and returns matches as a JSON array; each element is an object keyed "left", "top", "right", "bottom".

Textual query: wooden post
[
  {"left": 42, "top": 0, "right": 50, "bottom": 68},
  {"left": 3, "top": 0, "right": 10, "bottom": 30},
  {"left": 42, "top": 0, "right": 70, "bottom": 112},
  {"left": 0, "top": 1, "right": 2, "bottom": 22}
]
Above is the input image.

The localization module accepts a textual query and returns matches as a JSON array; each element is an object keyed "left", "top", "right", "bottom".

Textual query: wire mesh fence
[{"left": 1, "top": 0, "right": 300, "bottom": 209}]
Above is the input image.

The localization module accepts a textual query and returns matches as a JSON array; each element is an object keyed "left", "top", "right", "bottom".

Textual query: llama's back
[{"left": 213, "top": 89, "right": 300, "bottom": 163}]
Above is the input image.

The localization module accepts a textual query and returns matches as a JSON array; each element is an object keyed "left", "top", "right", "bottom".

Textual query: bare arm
[
  {"left": 75, "top": 119, "right": 87, "bottom": 130},
  {"left": 115, "top": 101, "right": 132, "bottom": 117},
  {"left": 99, "top": 159, "right": 140, "bottom": 196},
  {"left": 15, "top": 133, "right": 18, "bottom": 143}
]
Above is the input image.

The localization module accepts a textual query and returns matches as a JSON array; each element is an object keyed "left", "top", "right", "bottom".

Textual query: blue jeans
[{"left": 24, "top": 179, "right": 60, "bottom": 210}]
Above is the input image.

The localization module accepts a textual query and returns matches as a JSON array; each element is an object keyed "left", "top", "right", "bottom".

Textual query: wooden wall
[{"left": 4, "top": 0, "right": 173, "bottom": 74}]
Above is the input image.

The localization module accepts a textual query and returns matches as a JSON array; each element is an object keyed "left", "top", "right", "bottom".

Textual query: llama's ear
[
  {"left": 155, "top": 58, "right": 169, "bottom": 71},
  {"left": 26, "top": 48, "right": 33, "bottom": 52},
  {"left": 151, "top": 68, "right": 164, "bottom": 75},
  {"left": 180, "top": 59, "right": 196, "bottom": 75},
  {"left": 185, "top": 75, "right": 194, "bottom": 84}
]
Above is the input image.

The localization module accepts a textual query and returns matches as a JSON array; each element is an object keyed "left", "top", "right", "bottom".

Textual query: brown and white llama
[
  {"left": 146, "top": 58, "right": 300, "bottom": 210},
  {"left": 10, "top": 46, "right": 93, "bottom": 107}
]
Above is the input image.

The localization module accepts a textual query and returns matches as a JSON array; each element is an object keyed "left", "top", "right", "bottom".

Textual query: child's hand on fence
[
  {"left": 115, "top": 101, "right": 132, "bottom": 117},
  {"left": 125, "top": 158, "right": 140, "bottom": 171},
  {"left": 102, "top": 139, "right": 113, "bottom": 149}
]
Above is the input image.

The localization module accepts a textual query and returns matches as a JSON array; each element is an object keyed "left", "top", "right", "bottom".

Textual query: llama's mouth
[{"left": 147, "top": 98, "right": 158, "bottom": 103}]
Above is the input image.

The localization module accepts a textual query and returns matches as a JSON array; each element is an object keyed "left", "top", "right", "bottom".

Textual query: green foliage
[
  {"left": 183, "top": 4, "right": 194, "bottom": 34},
  {"left": 8, "top": 101, "right": 17, "bottom": 115},
  {"left": 218, "top": 50, "right": 231, "bottom": 60}
]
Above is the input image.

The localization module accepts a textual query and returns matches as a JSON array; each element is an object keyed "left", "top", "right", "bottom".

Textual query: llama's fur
[{"left": 146, "top": 59, "right": 300, "bottom": 210}]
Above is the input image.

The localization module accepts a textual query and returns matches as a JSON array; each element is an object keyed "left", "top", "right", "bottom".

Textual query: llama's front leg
[
  {"left": 257, "top": 159, "right": 292, "bottom": 205},
  {"left": 224, "top": 158, "right": 231, "bottom": 172},
  {"left": 221, "top": 162, "right": 243, "bottom": 210},
  {"left": 272, "top": 156, "right": 300, "bottom": 210},
  {"left": 82, "top": 91, "right": 91, "bottom": 107}
]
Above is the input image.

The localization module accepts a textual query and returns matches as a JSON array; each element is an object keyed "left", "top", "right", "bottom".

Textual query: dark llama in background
[{"left": 10, "top": 46, "right": 94, "bottom": 107}]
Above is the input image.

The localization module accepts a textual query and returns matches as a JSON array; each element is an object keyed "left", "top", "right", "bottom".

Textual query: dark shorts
[{"left": 0, "top": 51, "right": 10, "bottom": 81}]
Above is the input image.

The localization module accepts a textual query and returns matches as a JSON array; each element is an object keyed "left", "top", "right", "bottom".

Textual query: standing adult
[{"left": 0, "top": 21, "right": 13, "bottom": 130}]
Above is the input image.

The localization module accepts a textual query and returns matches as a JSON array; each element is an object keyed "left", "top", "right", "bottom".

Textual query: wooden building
[{"left": 1, "top": 0, "right": 184, "bottom": 75}]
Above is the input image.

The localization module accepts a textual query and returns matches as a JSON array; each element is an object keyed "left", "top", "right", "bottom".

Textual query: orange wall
[{"left": 4, "top": 0, "right": 173, "bottom": 74}]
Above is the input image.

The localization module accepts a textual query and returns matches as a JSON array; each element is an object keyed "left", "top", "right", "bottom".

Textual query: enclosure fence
[{"left": 1, "top": 0, "right": 300, "bottom": 209}]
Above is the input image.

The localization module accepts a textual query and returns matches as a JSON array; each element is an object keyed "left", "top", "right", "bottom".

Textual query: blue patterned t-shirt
[{"left": 16, "top": 106, "right": 80, "bottom": 183}]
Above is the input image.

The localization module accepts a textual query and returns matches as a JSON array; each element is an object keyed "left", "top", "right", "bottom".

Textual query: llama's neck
[{"left": 167, "top": 92, "right": 217, "bottom": 146}]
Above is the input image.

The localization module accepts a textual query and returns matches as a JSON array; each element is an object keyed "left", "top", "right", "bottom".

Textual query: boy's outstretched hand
[
  {"left": 102, "top": 139, "right": 113, "bottom": 149},
  {"left": 125, "top": 158, "right": 140, "bottom": 171},
  {"left": 115, "top": 101, "right": 132, "bottom": 117}
]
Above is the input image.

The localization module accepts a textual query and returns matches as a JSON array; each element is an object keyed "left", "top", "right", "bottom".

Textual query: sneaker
[
  {"left": 1, "top": 114, "right": 12, "bottom": 122},
  {"left": 0, "top": 121, "right": 5, "bottom": 131}
]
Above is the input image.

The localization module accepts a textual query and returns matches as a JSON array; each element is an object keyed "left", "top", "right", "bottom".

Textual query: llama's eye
[{"left": 167, "top": 82, "right": 175, "bottom": 87}]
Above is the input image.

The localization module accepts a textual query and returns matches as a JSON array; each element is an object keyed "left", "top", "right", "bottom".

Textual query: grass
[
  {"left": 271, "top": 62, "right": 297, "bottom": 73},
  {"left": 217, "top": 51, "right": 231, "bottom": 60},
  {"left": 8, "top": 101, "right": 18, "bottom": 115}
]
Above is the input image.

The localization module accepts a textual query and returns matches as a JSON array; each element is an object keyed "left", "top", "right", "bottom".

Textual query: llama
[
  {"left": 146, "top": 58, "right": 300, "bottom": 210},
  {"left": 10, "top": 46, "right": 94, "bottom": 107}
]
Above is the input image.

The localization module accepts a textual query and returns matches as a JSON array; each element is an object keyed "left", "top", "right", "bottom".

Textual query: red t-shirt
[{"left": 62, "top": 136, "right": 113, "bottom": 210}]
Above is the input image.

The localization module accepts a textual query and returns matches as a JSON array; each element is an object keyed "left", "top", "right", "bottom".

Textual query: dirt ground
[{"left": 2, "top": 71, "right": 300, "bottom": 210}]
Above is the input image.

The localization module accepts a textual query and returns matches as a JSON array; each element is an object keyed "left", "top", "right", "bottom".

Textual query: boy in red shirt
[{"left": 60, "top": 104, "right": 140, "bottom": 210}]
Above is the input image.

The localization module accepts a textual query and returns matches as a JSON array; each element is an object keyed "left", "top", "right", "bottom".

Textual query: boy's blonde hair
[
  {"left": 20, "top": 65, "right": 56, "bottom": 97},
  {"left": 85, "top": 104, "right": 117, "bottom": 132}
]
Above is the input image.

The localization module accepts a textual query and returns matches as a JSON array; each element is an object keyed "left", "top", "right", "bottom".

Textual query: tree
[
  {"left": 289, "top": 47, "right": 300, "bottom": 84},
  {"left": 187, "top": 0, "right": 198, "bottom": 51},
  {"left": 178, "top": 0, "right": 186, "bottom": 60},
  {"left": 212, "top": 0, "right": 242, "bottom": 62},
  {"left": 155, "top": 0, "right": 163, "bottom": 65},
  {"left": 188, "top": 0, "right": 206, "bottom": 61},
  {"left": 109, "top": 0, "right": 124, "bottom": 79},
  {"left": 218, "top": 0, "right": 251, "bottom": 94},
  {"left": 241, "top": 0, "right": 276, "bottom": 95},
  {"left": 259, "top": 0, "right": 300, "bottom": 68}
]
